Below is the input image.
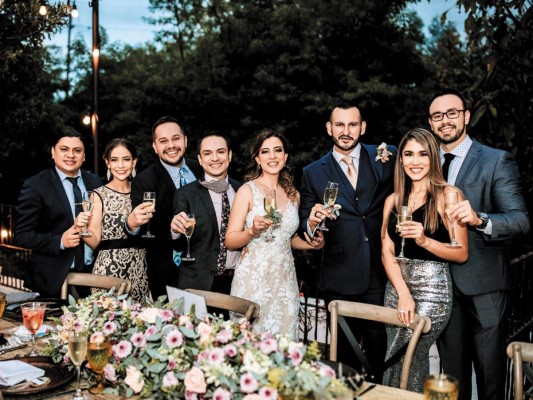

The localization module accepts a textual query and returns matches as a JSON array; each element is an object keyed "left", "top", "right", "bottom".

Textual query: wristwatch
[{"left": 476, "top": 211, "right": 489, "bottom": 230}]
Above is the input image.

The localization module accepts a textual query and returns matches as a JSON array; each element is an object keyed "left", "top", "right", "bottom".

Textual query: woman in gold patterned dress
[{"left": 76, "top": 138, "right": 149, "bottom": 303}]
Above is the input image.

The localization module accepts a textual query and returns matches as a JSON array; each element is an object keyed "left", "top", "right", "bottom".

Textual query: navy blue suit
[
  {"left": 299, "top": 143, "right": 396, "bottom": 380},
  {"left": 14, "top": 168, "right": 102, "bottom": 297}
]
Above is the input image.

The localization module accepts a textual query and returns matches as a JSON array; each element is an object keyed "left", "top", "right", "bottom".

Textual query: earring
[
  {"left": 132, "top": 168, "right": 136, "bottom": 178},
  {"left": 106, "top": 168, "right": 111, "bottom": 181}
]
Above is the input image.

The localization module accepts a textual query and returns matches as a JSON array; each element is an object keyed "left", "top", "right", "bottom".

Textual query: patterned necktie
[
  {"left": 341, "top": 156, "right": 358, "bottom": 188},
  {"left": 179, "top": 168, "right": 187, "bottom": 188},
  {"left": 216, "top": 191, "right": 230, "bottom": 275},
  {"left": 442, "top": 153, "right": 456, "bottom": 182},
  {"left": 65, "top": 176, "right": 85, "bottom": 270},
  {"left": 66, "top": 177, "right": 83, "bottom": 216}
]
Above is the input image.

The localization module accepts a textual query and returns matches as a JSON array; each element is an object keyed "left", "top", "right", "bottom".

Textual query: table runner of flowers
[{"left": 43, "top": 291, "right": 358, "bottom": 399}]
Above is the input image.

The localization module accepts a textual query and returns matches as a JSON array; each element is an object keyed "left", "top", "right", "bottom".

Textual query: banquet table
[{"left": 0, "top": 300, "right": 423, "bottom": 400}]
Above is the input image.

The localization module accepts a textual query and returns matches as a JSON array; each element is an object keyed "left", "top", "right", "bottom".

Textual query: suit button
[
  {"left": 362, "top": 216, "right": 366, "bottom": 219},
  {"left": 364, "top": 237, "right": 369, "bottom": 241},
  {"left": 355, "top": 197, "right": 359, "bottom": 201}
]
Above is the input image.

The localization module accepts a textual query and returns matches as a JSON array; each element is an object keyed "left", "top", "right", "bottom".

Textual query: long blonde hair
[
  {"left": 244, "top": 129, "right": 298, "bottom": 200},
  {"left": 394, "top": 128, "right": 447, "bottom": 233}
]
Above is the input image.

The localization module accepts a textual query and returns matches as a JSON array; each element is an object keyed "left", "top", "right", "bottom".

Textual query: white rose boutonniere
[{"left": 375, "top": 142, "right": 393, "bottom": 163}]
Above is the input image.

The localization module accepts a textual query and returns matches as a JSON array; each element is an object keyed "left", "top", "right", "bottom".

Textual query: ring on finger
[{"left": 314, "top": 211, "right": 321, "bottom": 218}]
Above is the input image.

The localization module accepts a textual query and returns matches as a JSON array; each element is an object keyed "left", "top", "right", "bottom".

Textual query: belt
[{"left": 218, "top": 269, "right": 234, "bottom": 277}]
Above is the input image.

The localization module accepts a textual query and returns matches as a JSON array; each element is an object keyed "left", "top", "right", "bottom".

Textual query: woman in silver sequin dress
[
  {"left": 76, "top": 139, "right": 149, "bottom": 303},
  {"left": 380, "top": 128, "right": 468, "bottom": 392}
]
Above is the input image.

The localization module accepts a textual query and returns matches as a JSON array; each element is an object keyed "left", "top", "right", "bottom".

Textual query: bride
[{"left": 225, "top": 129, "right": 324, "bottom": 340}]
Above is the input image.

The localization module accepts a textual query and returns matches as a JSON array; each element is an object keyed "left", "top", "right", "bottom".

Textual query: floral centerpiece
[{"left": 44, "top": 291, "right": 358, "bottom": 399}]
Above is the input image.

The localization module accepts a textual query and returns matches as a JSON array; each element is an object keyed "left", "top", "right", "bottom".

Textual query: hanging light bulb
[
  {"left": 71, "top": 1, "right": 78, "bottom": 17},
  {"left": 82, "top": 114, "right": 91, "bottom": 126},
  {"left": 38, "top": 1, "right": 48, "bottom": 15}
]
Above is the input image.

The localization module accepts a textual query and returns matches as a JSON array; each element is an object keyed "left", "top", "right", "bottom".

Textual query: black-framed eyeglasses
[{"left": 429, "top": 109, "right": 465, "bottom": 122}]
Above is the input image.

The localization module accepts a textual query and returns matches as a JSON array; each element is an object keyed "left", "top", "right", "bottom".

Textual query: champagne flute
[
  {"left": 142, "top": 192, "right": 156, "bottom": 238},
  {"left": 444, "top": 192, "right": 461, "bottom": 248},
  {"left": 263, "top": 188, "right": 276, "bottom": 241},
  {"left": 396, "top": 206, "right": 412, "bottom": 259},
  {"left": 182, "top": 213, "right": 196, "bottom": 261},
  {"left": 79, "top": 191, "right": 93, "bottom": 237},
  {"left": 317, "top": 182, "right": 339, "bottom": 231},
  {"left": 68, "top": 330, "right": 88, "bottom": 400},
  {"left": 21, "top": 302, "right": 46, "bottom": 356},
  {"left": 86, "top": 340, "right": 111, "bottom": 394}
]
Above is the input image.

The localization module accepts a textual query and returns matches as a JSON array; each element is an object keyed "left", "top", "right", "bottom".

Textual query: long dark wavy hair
[
  {"left": 244, "top": 129, "right": 298, "bottom": 201},
  {"left": 103, "top": 138, "right": 138, "bottom": 182},
  {"left": 394, "top": 128, "right": 447, "bottom": 233}
]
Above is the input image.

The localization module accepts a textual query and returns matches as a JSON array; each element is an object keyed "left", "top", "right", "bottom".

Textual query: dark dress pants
[
  {"left": 324, "top": 267, "right": 386, "bottom": 384},
  {"left": 437, "top": 285, "right": 508, "bottom": 400},
  {"left": 208, "top": 270, "right": 234, "bottom": 320}
]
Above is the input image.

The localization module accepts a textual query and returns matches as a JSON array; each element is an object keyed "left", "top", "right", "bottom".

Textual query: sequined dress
[
  {"left": 230, "top": 181, "right": 300, "bottom": 340},
  {"left": 383, "top": 205, "right": 452, "bottom": 392},
  {"left": 92, "top": 186, "right": 149, "bottom": 303}
]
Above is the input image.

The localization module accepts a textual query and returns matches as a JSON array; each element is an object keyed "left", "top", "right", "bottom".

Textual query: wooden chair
[
  {"left": 185, "top": 288, "right": 260, "bottom": 322},
  {"left": 60, "top": 272, "right": 131, "bottom": 300},
  {"left": 507, "top": 341, "right": 533, "bottom": 400},
  {"left": 328, "top": 300, "right": 432, "bottom": 390}
]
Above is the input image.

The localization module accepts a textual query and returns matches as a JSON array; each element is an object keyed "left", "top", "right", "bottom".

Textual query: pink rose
[
  {"left": 162, "top": 371, "right": 179, "bottom": 388},
  {"left": 197, "top": 322, "right": 213, "bottom": 345},
  {"left": 124, "top": 365, "right": 144, "bottom": 394},
  {"left": 184, "top": 367, "right": 207, "bottom": 393},
  {"left": 242, "top": 395, "right": 261, "bottom": 400},
  {"left": 104, "top": 363, "right": 117, "bottom": 383}
]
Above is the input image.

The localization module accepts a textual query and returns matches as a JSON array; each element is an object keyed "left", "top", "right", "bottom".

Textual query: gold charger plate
[{"left": 0, "top": 356, "right": 75, "bottom": 396}]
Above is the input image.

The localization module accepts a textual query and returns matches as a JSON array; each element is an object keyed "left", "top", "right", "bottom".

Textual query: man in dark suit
[
  {"left": 170, "top": 132, "right": 241, "bottom": 298},
  {"left": 126, "top": 116, "right": 202, "bottom": 299},
  {"left": 299, "top": 103, "right": 396, "bottom": 381},
  {"left": 14, "top": 130, "right": 102, "bottom": 298},
  {"left": 429, "top": 89, "right": 530, "bottom": 400}
]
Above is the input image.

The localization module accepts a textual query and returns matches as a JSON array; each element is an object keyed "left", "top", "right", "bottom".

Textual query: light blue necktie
[
  {"left": 179, "top": 168, "right": 187, "bottom": 188},
  {"left": 173, "top": 168, "right": 188, "bottom": 268}
]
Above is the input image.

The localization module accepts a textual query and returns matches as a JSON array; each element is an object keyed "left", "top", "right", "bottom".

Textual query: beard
[
  {"left": 332, "top": 135, "right": 357, "bottom": 152},
  {"left": 436, "top": 123, "right": 465, "bottom": 145}
]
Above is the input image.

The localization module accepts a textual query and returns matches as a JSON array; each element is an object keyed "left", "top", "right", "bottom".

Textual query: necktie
[
  {"left": 216, "top": 191, "right": 230, "bottom": 275},
  {"left": 66, "top": 177, "right": 83, "bottom": 216},
  {"left": 179, "top": 168, "right": 187, "bottom": 188},
  {"left": 199, "top": 179, "right": 230, "bottom": 193},
  {"left": 442, "top": 153, "right": 456, "bottom": 182},
  {"left": 341, "top": 156, "right": 358, "bottom": 188},
  {"left": 65, "top": 176, "right": 84, "bottom": 271}
]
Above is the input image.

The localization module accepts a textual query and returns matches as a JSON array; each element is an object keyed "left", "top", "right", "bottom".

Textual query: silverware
[
  {"left": 357, "top": 383, "right": 377, "bottom": 398},
  {"left": 0, "top": 343, "right": 28, "bottom": 355}
]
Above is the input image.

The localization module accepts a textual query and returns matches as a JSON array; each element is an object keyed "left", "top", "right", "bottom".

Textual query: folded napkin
[
  {"left": 14, "top": 324, "right": 53, "bottom": 339},
  {"left": 5, "top": 292, "right": 39, "bottom": 305},
  {"left": 0, "top": 360, "right": 45, "bottom": 386}
]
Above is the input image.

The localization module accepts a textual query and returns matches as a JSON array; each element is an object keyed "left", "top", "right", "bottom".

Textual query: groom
[{"left": 299, "top": 102, "right": 396, "bottom": 382}]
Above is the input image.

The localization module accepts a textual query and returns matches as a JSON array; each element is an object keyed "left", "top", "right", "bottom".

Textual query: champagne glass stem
[
  {"left": 146, "top": 221, "right": 151, "bottom": 236},
  {"left": 186, "top": 237, "right": 191, "bottom": 258},
  {"left": 450, "top": 219, "right": 457, "bottom": 244},
  {"left": 76, "top": 366, "right": 82, "bottom": 395},
  {"left": 399, "top": 238, "right": 405, "bottom": 258}
]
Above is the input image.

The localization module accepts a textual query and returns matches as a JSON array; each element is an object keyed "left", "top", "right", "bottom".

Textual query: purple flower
[
  {"left": 259, "top": 338, "right": 278, "bottom": 355},
  {"left": 319, "top": 363, "right": 336, "bottom": 378},
  {"left": 167, "top": 358, "right": 177, "bottom": 370},
  {"left": 160, "top": 309, "right": 174, "bottom": 322},
  {"left": 162, "top": 371, "right": 179, "bottom": 388},
  {"left": 223, "top": 344, "right": 237, "bottom": 358},
  {"left": 103, "top": 321, "right": 117, "bottom": 335},
  {"left": 212, "top": 387, "right": 232, "bottom": 400},
  {"left": 259, "top": 387, "right": 278, "bottom": 400},
  {"left": 165, "top": 329, "right": 184, "bottom": 348},
  {"left": 240, "top": 372, "right": 258, "bottom": 393},
  {"left": 288, "top": 343, "right": 304, "bottom": 366},
  {"left": 215, "top": 328, "right": 233, "bottom": 344},
  {"left": 207, "top": 348, "right": 225, "bottom": 365},
  {"left": 145, "top": 325, "right": 158, "bottom": 336},
  {"left": 112, "top": 340, "right": 133, "bottom": 359},
  {"left": 131, "top": 332, "right": 147, "bottom": 348}
]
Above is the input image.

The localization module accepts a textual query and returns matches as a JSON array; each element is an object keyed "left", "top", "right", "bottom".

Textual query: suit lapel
[
  {"left": 50, "top": 169, "right": 75, "bottom": 223},
  {"left": 454, "top": 140, "right": 482, "bottom": 189},
  {"left": 196, "top": 182, "right": 219, "bottom": 233}
]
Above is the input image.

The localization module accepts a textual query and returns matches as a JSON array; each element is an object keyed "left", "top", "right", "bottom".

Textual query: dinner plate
[
  {"left": 0, "top": 356, "right": 75, "bottom": 396},
  {"left": 2, "top": 299, "right": 66, "bottom": 321}
]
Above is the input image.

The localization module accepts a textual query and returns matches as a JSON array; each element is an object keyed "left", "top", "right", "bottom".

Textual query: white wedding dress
[{"left": 230, "top": 181, "right": 300, "bottom": 340}]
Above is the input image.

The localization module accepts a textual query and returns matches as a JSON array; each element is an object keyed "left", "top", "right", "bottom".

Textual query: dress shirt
[
  {"left": 55, "top": 167, "right": 93, "bottom": 266},
  {"left": 159, "top": 159, "right": 197, "bottom": 188},
  {"left": 440, "top": 135, "right": 492, "bottom": 235}
]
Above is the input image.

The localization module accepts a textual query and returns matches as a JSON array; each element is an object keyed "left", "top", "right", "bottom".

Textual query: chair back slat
[
  {"left": 507, "top": 341, "right": 533, "bottom": 400},
  {"left": 185, "top": 289, "right": 260, "bottom": 322},
  {"left": 61, "top": 272, "right": 131, "bottom": 300}
]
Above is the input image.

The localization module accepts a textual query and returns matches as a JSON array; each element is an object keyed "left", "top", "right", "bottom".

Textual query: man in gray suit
[{"left": 428, "top": 88, "right": 530, "bottom": 400}]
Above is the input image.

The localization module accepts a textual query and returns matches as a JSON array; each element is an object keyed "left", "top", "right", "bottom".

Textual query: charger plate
[{"left": 0, "top": 356, "right": 75, "bottom": 396}]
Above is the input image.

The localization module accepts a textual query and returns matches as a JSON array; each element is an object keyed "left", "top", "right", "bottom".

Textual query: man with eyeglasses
[{"left": 428, "top": 88, "right": 530, "bottom": 400}]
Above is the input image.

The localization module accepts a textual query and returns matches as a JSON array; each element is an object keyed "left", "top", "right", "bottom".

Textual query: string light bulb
[
  {"left": 71, "top": 1, "right": 78, "bottom": 17},
  {"left": 38, "top": 1, "right": 48, "bottom": 15},
  {"left": 82, "top": 115, "right": 91, "bottom": 126}
]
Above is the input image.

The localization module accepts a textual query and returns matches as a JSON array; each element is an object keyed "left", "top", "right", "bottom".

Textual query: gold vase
[{"left": 86, "top": 340, "right": 111, "bottom": 394}]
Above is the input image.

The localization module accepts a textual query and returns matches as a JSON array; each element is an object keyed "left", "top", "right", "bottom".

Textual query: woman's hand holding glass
[{"left": 249, "top": 215, "right": 273, "bottom": 238}]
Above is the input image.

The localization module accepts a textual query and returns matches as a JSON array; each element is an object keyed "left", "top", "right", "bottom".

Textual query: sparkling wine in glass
[
  {"left": 21, "top": 302, "right": 46, "bottom": 356},
  {"left": 444, "top": 192, "right": 461, "bottom": 248},
  {"left": 317, "top": 182, "right": 339, "bottom": 231},
  {"left": 263, "top": 188, "right": 277, "bottom": 241},
  {"left": 79, "top": 191, "right": 93, "bottom": 237},
  {"left": 68, "top": 330, "right": 88, "bottom": 400},
  {"left": 182, "top": 213, "right": 196, "bottom": 261},
  {"left": 396, "top": 206, "right": 412, "bottom": 259},
  {"left": 86, "top": 340, "right": 111, "bottom": 394},
  {"left": 142, "top": 192, "right": 156, "bottom": 238}
]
